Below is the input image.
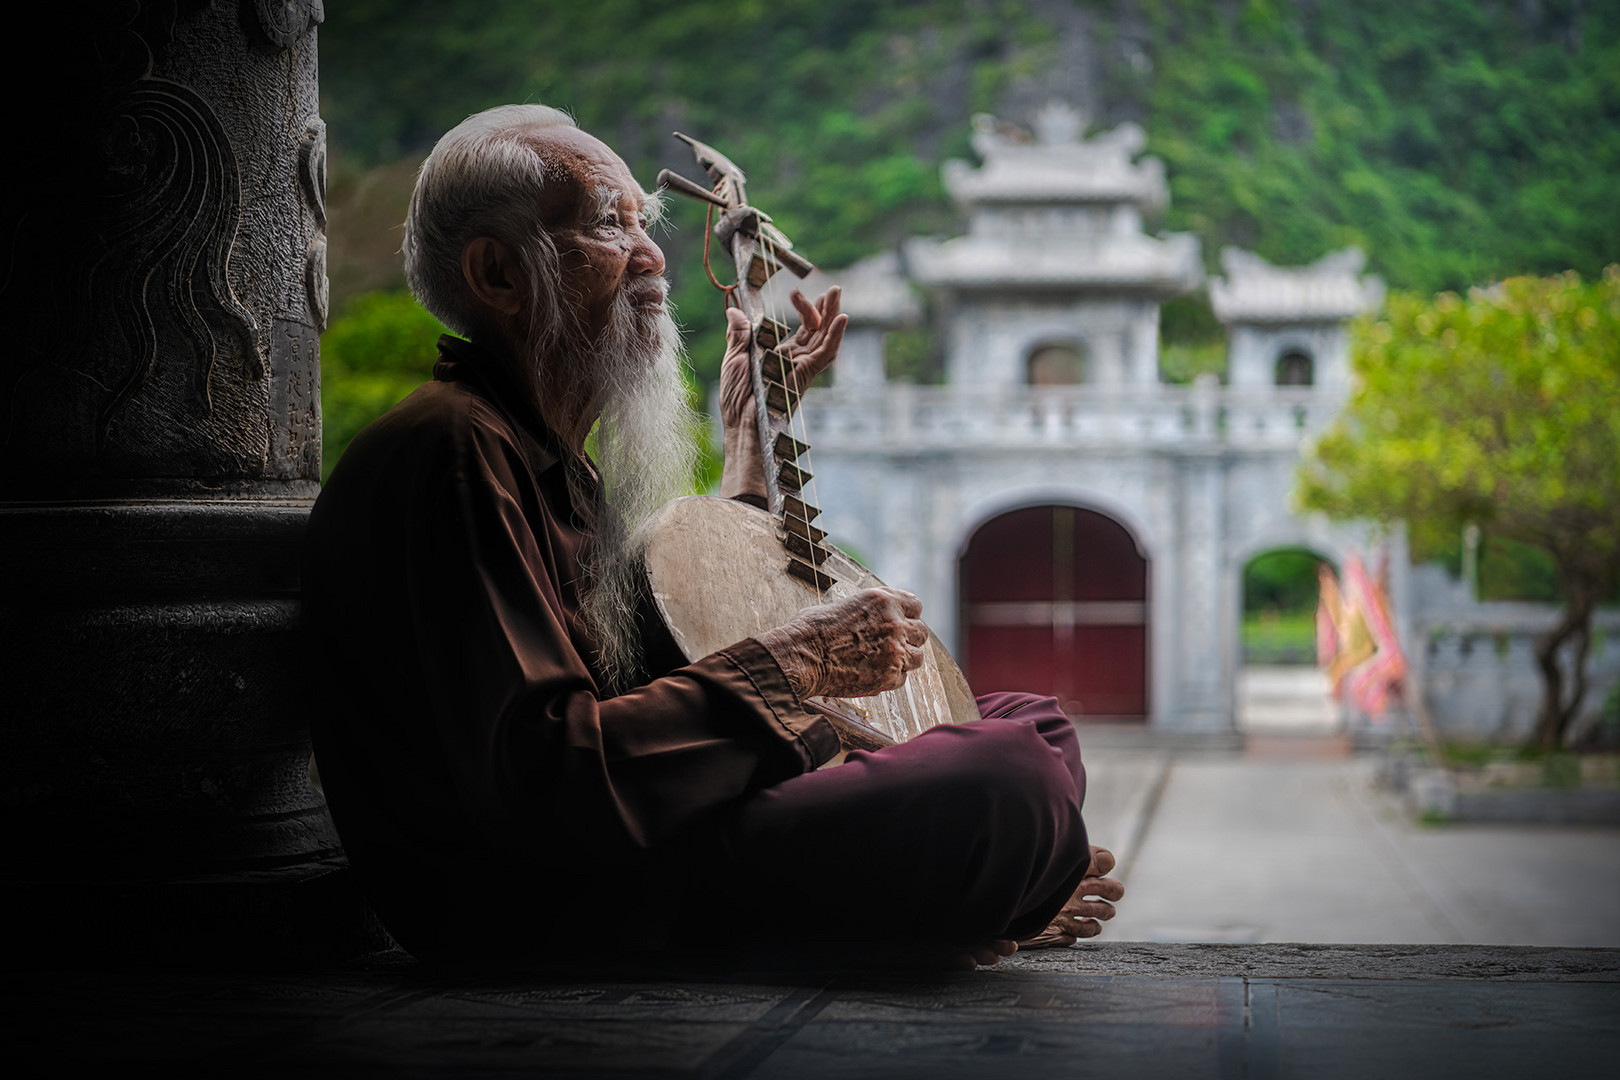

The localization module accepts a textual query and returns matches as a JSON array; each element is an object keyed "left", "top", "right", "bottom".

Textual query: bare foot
[
  {"left": 1016, "top": 845, "right": 1125, "bottom": 949},
  {"left": 942, "top": 937, "right": 1018, "bottom": 971},
  {"left": 886, "top": 937, "right": 1018, "bottom": 971}
]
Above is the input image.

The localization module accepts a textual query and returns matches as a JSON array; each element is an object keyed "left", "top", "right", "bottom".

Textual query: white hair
[{"left": 402, "top": 103, "right": 578, "bottom": 351}]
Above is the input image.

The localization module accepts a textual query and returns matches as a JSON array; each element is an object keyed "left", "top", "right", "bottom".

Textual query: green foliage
[
  {"left": 1159, "top": 293, "right": 1224, "bottom": 346},
  {"left": 318, "top": 0, "right": 1620, "bottom": 397},
  {"left": 1134, "top": 0, "right": 1620, "bottom": 293},
  {"left": 1478, "top": 535, "right": 1565, "bottom": 603},
  {"left": 1298, "top": 268, "right": 1620, "bottom": 745},
  {"left": 1242, "top": 548, "right": 1321, "bottom": 663},
  {"left": 883, "top": 327, "right": 939, "bottom": 384},
  {"left": 1157, "top": 342, "right": 1226, "bottom": 385},
  {"left": 319, "top": 291, "right": 447, "bottom": 480},
  {"left": 1410, "top": 529, "right": 1571, "bottom": 603},
  {"left": 1158, "top": 292, "right": 1227, "bottom": 383},
  {"left": 319, "top": 0, "right": 984, "bottom": 391},
  {"left": 1541, "top": 752, "right": 1582, "bottom": 789},
  {"left": 1243, "top": 548, "right": 1322, "bottom": 614},
  {"left": 1297, "top": 269, "right": 1620, "bottom": 576},
  {"left": 1241, "top": 610, "right": 1315, "bottom": 663}
]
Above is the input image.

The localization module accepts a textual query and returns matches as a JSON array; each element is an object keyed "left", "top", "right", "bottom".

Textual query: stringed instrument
[{"left": 641, "top": 134, "right": 980, "bottom": 753}]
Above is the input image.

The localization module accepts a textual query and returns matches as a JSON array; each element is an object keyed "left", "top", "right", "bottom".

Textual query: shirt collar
[
  {"left": 433, "top": 334, "right": 563, "bottom": 478},
  {"left": 432, "top": 335, "right": 603, "bottom": 529}
]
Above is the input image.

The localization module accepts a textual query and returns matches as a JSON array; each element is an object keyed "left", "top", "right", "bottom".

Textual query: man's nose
[{"left": 630, "top": 233, "right": 665, "bottom": 277}]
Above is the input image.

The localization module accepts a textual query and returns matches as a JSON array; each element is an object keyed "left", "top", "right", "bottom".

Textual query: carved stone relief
[
  {"left": 299, "top": 116, "right": 328, "bottom": 228},
  {"left": 305, "top": 238, "right": 331, "bottom": 331},
  {"left": 253, "top": 0, "right": 325, "bottom": 50},
  {"left": 1, "top": 0, "right": 323, "bottom": 489},
  {"left": 300, "top": 117, "right": 330, "bottom": 330},
  {"left": 94, "top": 75, "right": 265, "bottom": 474}
]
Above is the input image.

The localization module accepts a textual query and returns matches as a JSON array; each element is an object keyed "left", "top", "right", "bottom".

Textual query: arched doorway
[
  {"left": 1026, "top": 342, "right": 1088, "bottom": 385},
  {"left": 959, "top": 505, "right": 1149, "bottom": 720},
  {"left": 1274, "top": 349, "right": 1314, "bottom": 386},
  {"left": 1238, "top": 546, "right": 1338, "bottom": 733}
]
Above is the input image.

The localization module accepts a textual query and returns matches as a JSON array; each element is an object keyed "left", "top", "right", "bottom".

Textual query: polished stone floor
[{"left": 9, "top": 944, "right": 1617, "bottom": 1077}]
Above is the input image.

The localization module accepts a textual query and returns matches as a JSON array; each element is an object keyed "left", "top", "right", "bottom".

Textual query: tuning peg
[{"left": 655, "top": 168, "right": 729, "bottom": 208}]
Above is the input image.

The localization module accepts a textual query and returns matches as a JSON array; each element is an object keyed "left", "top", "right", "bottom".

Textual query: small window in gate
[{"left": 1275, "top": 350, "right": 1314, "bottom": 386}]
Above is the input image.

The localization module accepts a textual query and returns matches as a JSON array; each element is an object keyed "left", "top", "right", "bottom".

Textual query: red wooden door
[{"left": 960, "top": 505, "right": 1149, "bottom": 719}]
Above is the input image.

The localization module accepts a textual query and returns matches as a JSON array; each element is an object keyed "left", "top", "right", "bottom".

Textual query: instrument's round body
[{"left": 643, "top": 495, "right": 979, "bottom": 747}]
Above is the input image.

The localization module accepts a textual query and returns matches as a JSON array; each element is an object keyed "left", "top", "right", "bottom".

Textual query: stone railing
[{"left": 802, "top": 383, "right": 1342, "bottom": 452}]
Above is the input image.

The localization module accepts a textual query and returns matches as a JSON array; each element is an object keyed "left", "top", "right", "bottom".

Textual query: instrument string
[
  {"left": 759, "top": 225, "right": 826, "bottom": 606},
  {"left": 695, "top": 180, "right": 826, "bottom": 605}
]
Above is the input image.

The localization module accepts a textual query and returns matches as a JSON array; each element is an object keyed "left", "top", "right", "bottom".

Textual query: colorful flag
[
  {"left": 1341, "top": 553, "right": 1408, "bottom": 719},
  {"left": 1315, "top": 563, "right": 1342, "bottom": 670},
  {"left": 1320, "top": 562, "right": 1373, "bottom": 695}
]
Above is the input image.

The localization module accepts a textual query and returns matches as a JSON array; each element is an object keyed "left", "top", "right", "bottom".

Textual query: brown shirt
[{"left": 302, "top": 335, "right": 840, "bottom": 959}]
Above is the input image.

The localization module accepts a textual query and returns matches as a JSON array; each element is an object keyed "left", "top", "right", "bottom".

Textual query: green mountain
[{"left": 320, "top": 0, "right": 1619, "bottom": 303}]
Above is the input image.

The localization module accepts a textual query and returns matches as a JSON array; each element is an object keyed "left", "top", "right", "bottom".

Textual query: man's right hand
[
  {"left": 756, "top": 587, "right": 928, "bottom": 701},
  {"left": 1016, "top": 846, "right": 1125, "bottom": 949}
]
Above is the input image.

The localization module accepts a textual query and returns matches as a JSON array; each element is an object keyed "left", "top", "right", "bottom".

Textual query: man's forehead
[{"left": 521, "top": 125, "right": 650, "bottom": 218}]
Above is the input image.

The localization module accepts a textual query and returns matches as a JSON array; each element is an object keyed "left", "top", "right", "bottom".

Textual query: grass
[
  {"left": 1435, "top": 740, "right": 1618, "bottom": 789},
  {"left": 1242, "top": 610, "right": 1316, "bottom": 663}
]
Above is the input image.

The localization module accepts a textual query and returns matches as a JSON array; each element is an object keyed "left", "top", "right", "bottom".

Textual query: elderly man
[{"left": 303, "top": 104, "right": 1121, "bottom": 968}]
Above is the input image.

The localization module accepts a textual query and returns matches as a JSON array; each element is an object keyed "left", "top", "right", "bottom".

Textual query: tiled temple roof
[{"left": 1211, "top": 247, "right": 1386, "bottom": 324}]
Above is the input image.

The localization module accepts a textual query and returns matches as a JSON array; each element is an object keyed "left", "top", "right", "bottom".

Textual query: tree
[
  {"left": 319, "top": 291, "right": 446, "bottom": 481},
  {"left": 1297, "top": 268, "right": 1620, "bottom": 748}
]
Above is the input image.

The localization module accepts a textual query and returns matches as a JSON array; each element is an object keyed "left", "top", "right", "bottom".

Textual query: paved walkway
[{"left": 1076, "top": 741, "right": 1620, "bottom": 948}]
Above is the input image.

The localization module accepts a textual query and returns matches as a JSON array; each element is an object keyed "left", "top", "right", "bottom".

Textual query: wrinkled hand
[
  {"left": 719, "top": 287, "right": 848, "bottom": 432},
  {"left": 756, "top": 586, "right": 927, "bottom": 700},
  {"left": 717, "top": 289, "right": 848, "bottom": 502},
  {"left": 1017, "top": 846, "right": 1125, "bottom": 949}
]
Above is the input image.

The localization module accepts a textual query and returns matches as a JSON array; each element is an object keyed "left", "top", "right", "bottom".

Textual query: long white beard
[{"left": 547, "top": 282, "right": 699, "bottom": 692}]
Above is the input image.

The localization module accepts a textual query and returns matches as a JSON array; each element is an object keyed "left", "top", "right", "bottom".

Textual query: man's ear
[{"left": 461, "top": 237, "right": 526, "bottom": 317}]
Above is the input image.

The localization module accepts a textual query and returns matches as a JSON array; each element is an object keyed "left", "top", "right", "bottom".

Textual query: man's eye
[{"left": 596, "top": 213, "right": 621, "bottom": 232}]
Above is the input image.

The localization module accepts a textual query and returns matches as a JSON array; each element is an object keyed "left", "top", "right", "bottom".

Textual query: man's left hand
[
  {"left": 718, "top": 287, "right": 848, "bottom": 500},
  {"left": 719, "top": 286, "right": 848, "bottom": 431}
]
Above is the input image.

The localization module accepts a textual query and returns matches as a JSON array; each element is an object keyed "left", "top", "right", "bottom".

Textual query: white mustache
[{"left": 622, "top": 276, "right": 669, "bottom": 306}]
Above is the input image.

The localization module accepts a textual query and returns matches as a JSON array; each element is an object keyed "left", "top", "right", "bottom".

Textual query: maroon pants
[{"left": 681, "top": 693, "right": 1091, "bottom": 948}]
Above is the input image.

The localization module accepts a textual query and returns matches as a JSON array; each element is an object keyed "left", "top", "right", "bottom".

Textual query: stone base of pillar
[{"left": 1, "top": 499, "right": 375, "bottom": 964}]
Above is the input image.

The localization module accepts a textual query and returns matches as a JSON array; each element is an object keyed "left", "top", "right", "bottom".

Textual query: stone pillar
[
  {"left": 1173, "top": 449, "right": 1232, "bottom": 731},
  {"left": 0, "top": 2, "right": 365, "bottom": 962}
]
